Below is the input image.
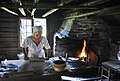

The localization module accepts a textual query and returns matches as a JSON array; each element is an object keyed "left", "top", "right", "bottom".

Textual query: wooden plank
[
  {"left": 0, "top": 43, "right": 18, "bottom": 48},
  {"left": 0, "top": 32, "right": 18, "bottom": 38},
  {"left": 0, "top": 18, "right": 17, "bottom": 22},
  {"left": 0, "top": 27, "right": 17, "bottom": 32},
  {"left": 0, "top": 48, "right": 20, "bottom": 51},
  {"left": 0, "top": 38, "right": 17, "bottom": 42},
  {"left": 0, "top": 42, "right": 17, "bottom": 45},
  {"left": 1, "top": 51, "right": 18, "bottom": 54},
  {"left": 4, "top": 50, "right": 18, "bottom": 53},
  {"left": 0, "top": 25, "right": 16, "bottom": 28},
  {"left": 0, "top": 22, "right": 17, "bottom": 27}
]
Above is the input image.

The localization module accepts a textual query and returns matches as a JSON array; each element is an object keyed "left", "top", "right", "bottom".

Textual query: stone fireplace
[{"left": 53, "top": 16, "right": 111, "bottom": 66}]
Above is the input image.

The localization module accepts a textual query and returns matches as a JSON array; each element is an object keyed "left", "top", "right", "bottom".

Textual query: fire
[{"left": 79, "top": 39, "right": 87, "bottom": 62}]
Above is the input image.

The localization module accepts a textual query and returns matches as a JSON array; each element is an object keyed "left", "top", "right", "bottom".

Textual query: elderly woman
[{"left": 21, "top": 26, "right": 51, "bottom": 60}]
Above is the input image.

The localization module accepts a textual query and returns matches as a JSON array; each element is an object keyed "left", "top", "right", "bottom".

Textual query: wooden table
[
  {"left": 0, "top": 59, "right": 63, "bottom": 81},
  {"left": 0, "top": 59, "right": 101, "bottom": 81},
  {"left": 101, "top": 60, "right": 120, "bottom": 81},
  {"left": 0, "top": 59, "right": 72, "bottom": 78}
]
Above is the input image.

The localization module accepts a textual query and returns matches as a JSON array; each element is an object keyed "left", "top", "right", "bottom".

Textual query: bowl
[{"left": 53, "top": 60, "right": 66, "bottom": 72}]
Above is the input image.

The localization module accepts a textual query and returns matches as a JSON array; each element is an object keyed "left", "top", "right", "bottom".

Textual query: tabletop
[
  {"left": 0, "top": 58, "right": 71, "bottom": 78},
  {"left": 102, "top": 60, "right": 120, "bottom": 72},
  {"left": 0, "top": 57, "right": 100, "bottom": 80}
]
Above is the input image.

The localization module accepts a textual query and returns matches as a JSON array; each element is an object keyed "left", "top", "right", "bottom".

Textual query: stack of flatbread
[{"left": 29, "top": 58, "right": 45, "bottom": 62}]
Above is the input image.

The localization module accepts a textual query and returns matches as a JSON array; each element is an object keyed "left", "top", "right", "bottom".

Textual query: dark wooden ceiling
[{"left": 0, "top": 0, "right": 120, "bottom": 19}]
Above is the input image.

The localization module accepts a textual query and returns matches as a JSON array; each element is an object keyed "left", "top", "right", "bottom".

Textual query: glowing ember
[{"left": 79, "top": 39, "right": 87, "bottom": 62}]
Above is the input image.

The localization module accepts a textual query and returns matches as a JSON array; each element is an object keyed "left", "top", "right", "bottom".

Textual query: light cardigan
[{"left": 21, "top": 36, "right": 51, "bottom": 58}]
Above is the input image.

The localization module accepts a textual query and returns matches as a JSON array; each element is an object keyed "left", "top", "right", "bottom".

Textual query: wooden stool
[{"left": 101, "top": 66, "right": 111, "bottom": 81}]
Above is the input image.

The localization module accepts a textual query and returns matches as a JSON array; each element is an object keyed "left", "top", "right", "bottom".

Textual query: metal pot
[{"left": 53, "top": 60, "right": 66, "bottom": 72}]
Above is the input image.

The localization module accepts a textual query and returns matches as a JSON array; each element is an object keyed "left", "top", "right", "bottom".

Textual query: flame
[{"left": 79, "top": 39, "right": 87, "bottom": 62}]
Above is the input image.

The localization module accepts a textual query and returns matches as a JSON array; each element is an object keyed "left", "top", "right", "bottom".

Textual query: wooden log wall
[{"left": 0, "top": 10, "right": 19, "bottom": 60}]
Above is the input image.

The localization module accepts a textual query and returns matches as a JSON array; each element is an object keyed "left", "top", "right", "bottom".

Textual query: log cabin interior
[{"left": 0, "top": 0, "right": 120, "bottom": 81}]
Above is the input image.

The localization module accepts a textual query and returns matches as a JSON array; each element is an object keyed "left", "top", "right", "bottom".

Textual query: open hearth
[
  {"left": 54, "top": 16, "right": 111, "bottom": 66},
  {"left": 54, "top": 38, "right": 101, "bottom": 66}
]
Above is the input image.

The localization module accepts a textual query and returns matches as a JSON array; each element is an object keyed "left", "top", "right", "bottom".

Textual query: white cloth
[{"left": 21, "top": 36, "right": 51, "bottom": 58}]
